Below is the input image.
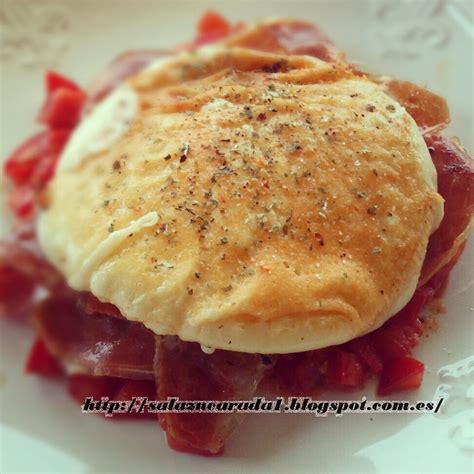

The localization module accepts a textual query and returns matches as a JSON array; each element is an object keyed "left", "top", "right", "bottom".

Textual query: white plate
[{"left": 0, "top": 1, "right": 473, "bottom": 472}]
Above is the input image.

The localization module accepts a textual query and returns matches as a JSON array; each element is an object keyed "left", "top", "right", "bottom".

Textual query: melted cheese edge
[
  {"left": 58, "top": 84, "right": 138, "bottom": 171},
  {"left": 69, "top": 211, "right": 159, "bottom": 288},
  {"left": 39, "top": 41, "right": 445, "bottom": 354}
]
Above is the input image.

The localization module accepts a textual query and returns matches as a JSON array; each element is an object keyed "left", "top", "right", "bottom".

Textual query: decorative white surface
[
  {"left": 370, "top": 0, "right": 451, "bottom": 59},
  {"left": 0, "top": 1, "right": 70, "bottom": 67},
  {"left": 434, "top": 355, "right": 474, "bottom": 451}
]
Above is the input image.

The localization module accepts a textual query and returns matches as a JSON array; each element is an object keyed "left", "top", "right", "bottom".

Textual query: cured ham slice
[
  {"left": 85, "top": 50, "right": 168, "bottom": 108},
  {"left": 68, "top": 375, "right": 157, "bottom": 420},
  {"left": 78, "top": 292, "right": 125, "bottom": 320},
  {"left": 155, "top": 336, "right": 271, "bottom": 455},
  {"left": 380, "top": 79, "right": 450, "bottom": 131},
  {"left": 0, "top": 225, "right": 65, "bottom": 317},
  {"left": 0, "top": 263, "right": 36, "bottom": 318},
  {"left": 420, "top": 135, "right": 474, "bottom": 285},
  {"left": 0, "top": 225, "right": 64, "bottom": 290},
  {"left": 225, "top": 20, "right": 344, "bottom": 62},
  {"left": 32, "top": 296, "right": 155, "bottom": 380}
]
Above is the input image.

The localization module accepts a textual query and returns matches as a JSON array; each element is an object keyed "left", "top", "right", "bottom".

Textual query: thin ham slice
[
  {"left": 77, "top": 292, "right": 125, "bottom": 320},
  {"left": 85, "top": 50, "right": 169, "bottom": 109},
  {"left": 0, "top": 264, "right": 36, "bottom": 318},
  {"left": 381, "top": 79, "right": 450, "bottom": 131},
  {"left": 0, "top": 224, "right": 64, "bottom": 290},
  {"left": 155, "top": 336, "right": 271, "bottom": 455},
  {"left": 32, "top": 296, "right": 155, "bottom": 380},
  {"left": 419, "top": 135, "right": 474, "bottom": 285},
  {"left": 0, "top": 224, "right": 65, "bottom": 317},
  {"left": 225, "top": 20, "right": 344, "bottom": 62},
  {"left": 68, "top": 375, "right": 157, "bottom": 420}
]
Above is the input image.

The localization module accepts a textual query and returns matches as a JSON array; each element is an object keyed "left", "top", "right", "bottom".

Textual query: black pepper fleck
[{"left": 367, "top": 206, "right": 378, "bottom": 216}]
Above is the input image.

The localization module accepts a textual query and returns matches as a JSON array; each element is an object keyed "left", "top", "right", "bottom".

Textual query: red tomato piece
[
  {"left": 30, "top": 129, "right": 71, "bottom": 187},
  {"left": 195, "top": 11, "right": 231, "bottom": 45},
  {"left": 4, "top": 129, "right": 71, "bottom": 189},
  {"left": 7, "top": 186, "right": 35, "bottom": 218},
  {"left": 45, "top": 70, "right": 81, "bottom": 93},
  {"left": 38, "top": 87, "right": 85, "bottom": 129},
  {"left": 346, "top": 337, "right": 383, "bottom": 374},
  {"left": 372, "top": 287, "right": 434, "bottom": 362},
  {"left": 4, "top": 132, "right": 49, "bottom": 186},
  {"left": 373, "top": 324, "right": 421, "bottom": 363},
  {"left": 47, "top": 128, "right": 71, "bottom": 154},
  {"left": 377, "top": 357, "right": 424, "bottom": 396},
  {"left": 326, "top": 350, "right": 364, "bottom": 388},
  {"left": 30, "top": 154, "right": 60, "bottom": 187},
  {"left": 197, "top": 10, "right": 231, "bottom": 36},
  {"left": 274, "top": 351, "right": 327, "bottom": 395},
  {"left": 292, "top": 352, "right": 325, "bottom": 394},
  {"left": 25, "top": 338, "right": 63, "bottom": 377}
]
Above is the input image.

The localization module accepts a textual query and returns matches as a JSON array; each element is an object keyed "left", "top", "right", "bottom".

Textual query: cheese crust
[{"left": 38, "top": 45, "right": 443, "bottom": 353}]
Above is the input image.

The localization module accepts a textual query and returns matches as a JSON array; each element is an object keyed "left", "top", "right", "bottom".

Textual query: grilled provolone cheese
[{"left": 38, "top": 44, "right": 443, "bottom": 353}]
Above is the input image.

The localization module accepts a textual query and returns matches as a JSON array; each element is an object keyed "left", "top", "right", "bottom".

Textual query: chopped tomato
[
  {"left": 30, "top": 154, "right": 60, "bottom": 187},
  {"left": 4, "top": 129, "right": 70, "bottom": 188},
  {"left": 273, "top": 351, "right": 326, "bottom": 395},
  {"left": 377, "top": 357, "right": 424, "bottom": 395},
  {"left": 25, "top": 338, "right": 63, "bottom": 377},
  {"left": 373, "top": 324, "right": 421, "bottom": 363},
  {"left": 7, "top": 186, "right": 35, "bottom": 218},
  {"left": 326, "top": 350, "right": 364, "bottom": 388},
  {"left": 47, "top": 128, "right": 72, "bottom": 153},
  {"left": 39, "top": 70, "right": 84, "bottom": 129},
  {"left": 4, "top": 132, "right": 49, "bottom": 186},
  {"left": 197, "top": 11, "right": 231, "bottom": 36},
  {"left": 45, "top": 70, "right": 81, "bottom": 93},
  {"left": 38, "top": 87, "right": 85, "bottom": 129},
  {"left": 292, "top": 353, "right": 323, "bottom": 394},
  {"left": 30, "top": 129, "right": 71, "bottom": 186},
  {"left": 195, "top": 11, "right": 231, "bottom": 45},
  {"left": 372, "top": 286, "right": 434, "bottom": 362},
  {"left": 346, "top": 338, "right": 383, "bottom": 374}
]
